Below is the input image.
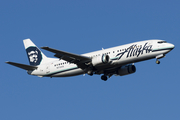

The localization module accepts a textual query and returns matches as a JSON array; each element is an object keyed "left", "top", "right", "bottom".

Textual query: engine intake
[
  {"left": 92, "top": 54, "right": 110, "bottom": 66},
  {"left": 117, "top": 65, "right": 136, "bottom": 76}
]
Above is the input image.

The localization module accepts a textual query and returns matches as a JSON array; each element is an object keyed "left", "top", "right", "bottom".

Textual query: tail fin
[{"left": 23, "top": 39, "right": 48, "bottom": 66}]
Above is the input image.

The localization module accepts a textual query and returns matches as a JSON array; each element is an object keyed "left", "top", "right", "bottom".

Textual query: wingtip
[
  {"left": 41, "top": 46, "right": 48, "bottom": 49},
  {"left": 5, "top": 61, "right": 10, "bottom": 63}
]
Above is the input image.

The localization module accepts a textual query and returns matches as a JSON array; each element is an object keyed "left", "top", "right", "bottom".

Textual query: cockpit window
[{"left": 158, "top": 41, "right": 167, "bottom": 44}]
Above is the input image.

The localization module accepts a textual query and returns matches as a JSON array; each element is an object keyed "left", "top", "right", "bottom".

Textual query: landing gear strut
[
  {"left": 155, "top": 54, "right": 165, "bottom": 64},
  {"left": 101, "top": 75, "right": 108, "bottom": 81}
]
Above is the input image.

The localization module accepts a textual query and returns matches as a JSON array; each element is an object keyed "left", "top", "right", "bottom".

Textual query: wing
[
  {"left": 6, "top": 61, "right": 37, "bottom": 70},
  {"left": 41, "top": 47, "right": 91, "bottom": 69}
]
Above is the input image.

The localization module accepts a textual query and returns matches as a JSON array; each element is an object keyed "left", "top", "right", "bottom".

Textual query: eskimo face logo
[
  {"left": 26, "top": 47, "right": 42, "bottom": 65},
  {"left": 28, "top": 50, "right": 38, "bottom": 63}
]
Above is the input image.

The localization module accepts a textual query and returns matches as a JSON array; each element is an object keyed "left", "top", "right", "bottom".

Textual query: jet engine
[
  {"left": 91, "top": 54, "right": 110, "bottom": 67},
  {"left": 117, "top": 65, "right": 136, "bottom": 76}
]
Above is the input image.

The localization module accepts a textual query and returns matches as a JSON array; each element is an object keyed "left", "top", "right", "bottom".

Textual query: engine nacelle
[
  {"left": 92, "top": 54, "right": 110, "bottom": 66},
  {"left": 117, "top": 65, "right": 136, "bottom": 76}
]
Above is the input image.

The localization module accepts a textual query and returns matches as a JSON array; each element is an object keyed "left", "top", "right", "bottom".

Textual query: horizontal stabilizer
[{"left": 6, "top": 61, "right": 37, "bottom": 70}]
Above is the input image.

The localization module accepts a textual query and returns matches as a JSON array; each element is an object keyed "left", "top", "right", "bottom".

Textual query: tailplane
[
  {"left": 6, "top": 61, "right": 37, "bottom": 70},
  {"left": 23, "top": 39, "right": 48, "bottom": 66}
]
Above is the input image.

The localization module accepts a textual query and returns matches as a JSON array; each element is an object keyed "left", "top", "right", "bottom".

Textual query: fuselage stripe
[
  {"left": 45, "top": 67, "right": 79, "bottom": 77},
  {"left": 152, "top": 48, "right": 173, "bottom": 52}
]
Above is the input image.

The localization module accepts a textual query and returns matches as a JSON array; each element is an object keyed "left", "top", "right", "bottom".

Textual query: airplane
[{"left": 6, "top": 39, "right": 174, "bottom": 81}]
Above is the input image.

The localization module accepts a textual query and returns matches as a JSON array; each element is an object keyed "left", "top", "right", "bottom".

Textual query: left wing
[{"left": 41, "top": 47, "right": 91, "bottom": 69}]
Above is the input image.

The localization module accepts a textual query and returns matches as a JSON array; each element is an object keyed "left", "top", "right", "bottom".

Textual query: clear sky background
[{"left": 0, "top": 0, "right": 180, "bottom": 120}]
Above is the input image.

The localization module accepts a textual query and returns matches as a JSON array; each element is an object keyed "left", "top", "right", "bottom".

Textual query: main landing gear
[
  {"left": 87, "top": 70, "right": 93, "bottom": 76},
  {"left": 101, "top": 75, "right": 108, "bottom": 81}
]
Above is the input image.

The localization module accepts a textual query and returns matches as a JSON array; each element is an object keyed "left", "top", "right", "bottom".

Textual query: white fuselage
[{"left": 29, "top": 40, "right": 174, "bottom": 77}]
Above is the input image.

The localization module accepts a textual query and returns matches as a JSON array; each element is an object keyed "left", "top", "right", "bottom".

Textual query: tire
[
  {"left": 156, "top": 60, "right": 160, "bottom": 64},
  {"left": 101, "top": 75, "right": 108, "bottom": 81}
]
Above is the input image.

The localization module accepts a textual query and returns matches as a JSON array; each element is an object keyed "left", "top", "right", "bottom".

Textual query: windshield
[{"left": 158, "top": 41, "right": 167, "bottom": 44}]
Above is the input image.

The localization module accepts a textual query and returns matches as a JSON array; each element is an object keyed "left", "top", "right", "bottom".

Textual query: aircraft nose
[{"left": 169, "top": 43, "right": 175, "bottom": 50}]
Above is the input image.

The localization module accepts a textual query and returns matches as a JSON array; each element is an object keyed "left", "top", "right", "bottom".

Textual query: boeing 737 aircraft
[{"left": 6, "top": 39, "right": 174, "bottom": 81}]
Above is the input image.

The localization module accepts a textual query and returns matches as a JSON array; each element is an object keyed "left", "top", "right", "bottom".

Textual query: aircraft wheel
[
  {"left": 156, "top": 60, "right": 160, "bottom": 64},
  {"left": 87, "top": 70, "right": 93, "bottom": 76},
  {"left": 101, "top": 75, "right": 108, "bottom": 81}
]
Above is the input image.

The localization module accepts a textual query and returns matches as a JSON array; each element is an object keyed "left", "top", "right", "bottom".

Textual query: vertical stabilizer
[{"left": 23, "top": 39, "right": 48, "bottom": 66}]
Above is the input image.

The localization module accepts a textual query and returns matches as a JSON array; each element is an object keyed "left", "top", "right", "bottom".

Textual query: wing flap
[{"left": 6, "top": 61, "right": 37, "bottom": 70}]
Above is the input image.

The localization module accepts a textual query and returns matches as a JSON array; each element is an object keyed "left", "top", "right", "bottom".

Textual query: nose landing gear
[
  {"left": 156, "top": 59, "right": 160, "bottom": 64},
  {"left": 155, "top": 54, "right": 165, "bottom": 64}
]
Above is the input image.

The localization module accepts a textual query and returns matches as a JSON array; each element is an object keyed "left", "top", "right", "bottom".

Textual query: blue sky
[{"left": 1, "top": 0, "right": 180, "bottom": 119}]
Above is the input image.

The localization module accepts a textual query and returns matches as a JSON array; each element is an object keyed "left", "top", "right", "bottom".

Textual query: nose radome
[
  {"left": 169, "top": 43, "right": 175, "bottom": 50},
  {"left": 171, "top": 43, "right": 175, "bottom": 48}
]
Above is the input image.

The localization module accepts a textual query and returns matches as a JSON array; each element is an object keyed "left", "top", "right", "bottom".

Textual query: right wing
[{"left": 6, "top": 61, "right": 37, "bottom": 70}]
